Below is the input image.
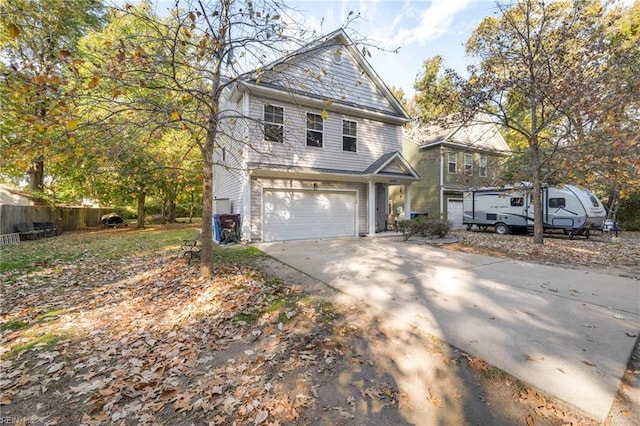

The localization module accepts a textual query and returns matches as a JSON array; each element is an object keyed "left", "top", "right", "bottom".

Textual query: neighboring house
[
  {"left": 0, "top": 184, "right": 35, "bottom": 206},
  {"left": 390, "top": 115, "right": 511, "bottom": 228},
  {"left": 213, "top": 29, "right": 420, "bottom": 242}
]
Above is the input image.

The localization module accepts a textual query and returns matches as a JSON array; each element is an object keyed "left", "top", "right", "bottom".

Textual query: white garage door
[
  {"left": 447, "top": 199, "right": 464, "bottom": 229},
  {"left": 263, "top": 190, "right": 356, "bottom": 242}
]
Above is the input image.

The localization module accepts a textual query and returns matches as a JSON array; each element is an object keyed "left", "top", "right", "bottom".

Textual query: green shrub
[
  {"left": 398, "top": 216, "right": 452, "bottom": 240},
  {"left": 426, "top": 218, "right": 452, "bottom": 238},
  {"left": 618, "top": 192, "right": 640, "bottom": 231}
]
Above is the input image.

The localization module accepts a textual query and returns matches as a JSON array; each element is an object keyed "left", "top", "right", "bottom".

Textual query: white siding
[
  {"left": 246, "top": 95, "right": 402, "bottom": 172},
  {"left": 261, "top": 42, "right": 396, "bottom": 114},
  {"left": 213, "top": 95, "right": 248, "bottom": 214}
]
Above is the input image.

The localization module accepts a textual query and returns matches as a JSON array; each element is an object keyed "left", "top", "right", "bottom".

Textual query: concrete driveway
[{"left": 257, "top": 236, "right": 640, "bottom": 422}]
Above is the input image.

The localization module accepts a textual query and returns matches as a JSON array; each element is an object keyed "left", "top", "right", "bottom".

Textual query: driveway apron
[{"left": 257, "top": 237, "right": 640, "bottom": 422}]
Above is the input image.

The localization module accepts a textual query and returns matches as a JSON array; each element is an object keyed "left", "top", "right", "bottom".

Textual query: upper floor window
[
  {"left": 342, "top": 120, "right": 357, "bottom": 152},
  {"left": 448, "top": 152, "right": 457, "bottom": 174},
  {"left": 263, "top": 104, "right": 284, "bottom": 143},
  {"left": 306, "top": 113, "right": 323, "bottom": 148},
  {"left": 464, "top": 153, "right": 473, "bottom": 175},
  {"left": 478, "top": 156, "right": 488, "bottom": 177}
]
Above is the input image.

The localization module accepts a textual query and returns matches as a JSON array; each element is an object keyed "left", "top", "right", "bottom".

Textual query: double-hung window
[
  {"left": 263, "top": 104, "right": 284, "bottom": 143},
  {"left": 479, "top": 156, "right": 487, "bottom": 177},
  {"left": 306, "top": 113, "right": 323, "bottom": 147},
  {"left": 342, "top": 120, "right": 357, "bottom": 152},
  {"left": 448, "top": 152, "right": 457, "bottom": 174},
  {"left": 464, "top": 153, "right": 473, "bottom": 175}
]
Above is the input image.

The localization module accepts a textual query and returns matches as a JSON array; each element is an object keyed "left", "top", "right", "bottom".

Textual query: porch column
[
  {"left": 404, "top": 184, "right": 411, "bottom": 220},
  {"left": 368, "top": 180, "right": 376, "bottom": 236}
]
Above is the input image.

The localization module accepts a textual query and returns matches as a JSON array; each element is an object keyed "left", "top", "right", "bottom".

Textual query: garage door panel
[
  {"left": 263, "top": 190, "right": 356, "bottom": 241},
  {"left": 447, "top": 199, "right": 464, "bottom": 229}
]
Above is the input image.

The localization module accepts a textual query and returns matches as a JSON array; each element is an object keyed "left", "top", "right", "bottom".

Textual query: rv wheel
[{"left": 494, "top": 223, "right": 509, "bottom": 235}]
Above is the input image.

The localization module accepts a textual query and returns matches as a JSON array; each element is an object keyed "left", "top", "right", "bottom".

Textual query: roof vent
[{"left": 332, "top": 49, "right": 343, "bottom": 64}]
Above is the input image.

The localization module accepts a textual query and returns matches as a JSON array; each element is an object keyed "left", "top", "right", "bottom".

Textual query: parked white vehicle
[{"left": 463, "top": 183, "right": 607, "bottom": 237}]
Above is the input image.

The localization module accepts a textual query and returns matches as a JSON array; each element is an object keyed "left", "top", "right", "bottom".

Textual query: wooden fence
[{"left": 0, "top": 205, "right": 115, "bottom": 235}]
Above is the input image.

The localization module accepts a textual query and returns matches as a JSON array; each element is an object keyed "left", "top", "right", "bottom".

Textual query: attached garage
[
  {"left": 447, "top": 199, "right": 464, "bottom": 229},
  {"left": 263, "top": 189, "right": 357, "bottom": 242}
]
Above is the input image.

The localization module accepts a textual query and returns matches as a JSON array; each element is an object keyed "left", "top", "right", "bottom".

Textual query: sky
[
  {"left": 141, "top": 0, "right": 633, "bottom": 99},
  {"left": 285, "top": 0, "right": 500, "bottom": 97},
  {"left": 139, "top": 0, "right": 500, "bottom": 98}
]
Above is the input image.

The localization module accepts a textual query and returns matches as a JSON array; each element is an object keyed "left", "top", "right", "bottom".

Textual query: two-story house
[
  {"left": 390, "top": 114, "right": 511, "bottom": 227},
  {"left": 213, "top": 29, "right": 420, "bottom": 242}
]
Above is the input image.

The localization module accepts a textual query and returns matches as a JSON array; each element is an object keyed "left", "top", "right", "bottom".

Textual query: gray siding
[
  {"left": 246, "top": 95, "right": 402, "bottom": 172},
  {"left": 261, "top": 42, "right": 395, "bottom": 114},
  {"left": 213, "top": 96, "right": 247, "bottom": 214},
  {"left": 250, "top": 178, "right": 368, "bottom": 241}
]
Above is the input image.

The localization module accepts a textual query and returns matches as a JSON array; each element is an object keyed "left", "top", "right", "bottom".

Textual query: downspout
[
  {"left": 241, "top": 92, "right": 252, "bottom": 242},
  {"left": 440, "top": 146, "right": 444, "bottom": 217}
]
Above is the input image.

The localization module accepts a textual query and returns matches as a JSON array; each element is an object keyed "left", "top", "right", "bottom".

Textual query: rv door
[{"left": 525, "top": 188, "right": 536, "bottom": 227}]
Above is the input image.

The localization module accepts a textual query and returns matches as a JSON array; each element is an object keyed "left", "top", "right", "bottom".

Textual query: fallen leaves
[
  {"left": 456, "top": 231, "right": 640, "bottom": 277},
  {"left": 0, "top": 231, "right": 345, "bottom": 425},
  {"left": 519, "top": 388, "right": 586, "bottom": 425}
]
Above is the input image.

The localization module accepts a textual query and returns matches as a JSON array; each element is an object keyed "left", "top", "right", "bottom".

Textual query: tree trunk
[
  {"left": 161, "top": 197, "right": 167, "bottom": 224},
  {"left": 136, "top": 191, "right": 146, "bottom": 228},
  {"left": 200, "top": 147, "right": 214, "bottom": 278},
  {"left": 530, "top": 141, "right": 544, "bottom": 245},
  {"left": 167, "top": 199, "right": 176, "bottom": 223},
  {"left": 29, "top": 157, "right": 44, "bottom": 192}
]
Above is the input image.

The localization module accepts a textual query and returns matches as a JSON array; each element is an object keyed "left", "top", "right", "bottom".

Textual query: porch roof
[{"left": 247, "top": 151, "right": 420, "bottom": 183}]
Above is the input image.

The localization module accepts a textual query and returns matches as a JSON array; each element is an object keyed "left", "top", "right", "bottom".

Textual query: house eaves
[
  {"left": 238, "top": 28, "right": 412, "bottom": 124},
  {"left": 419, "top": 140, "right": 512, "bottom": 156}
]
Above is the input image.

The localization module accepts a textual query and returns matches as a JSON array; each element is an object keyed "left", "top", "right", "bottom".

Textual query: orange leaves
[
  {"left": 87, "top": 75, "right": 100, "bottom": 89},
  {"left": 170, "top": 110, "right": 181, "bottom": 121},
  {"left": 7, "top": 22, "right": 20, "bottom": 38}
]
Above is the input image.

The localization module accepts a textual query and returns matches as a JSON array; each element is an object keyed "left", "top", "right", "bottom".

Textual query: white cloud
[{"left": 389, "top": 0, "right": 471, "bottom": 46}]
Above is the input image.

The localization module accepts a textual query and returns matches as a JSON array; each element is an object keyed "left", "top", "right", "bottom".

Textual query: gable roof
[
  {"left": 406, "top": 113, "right": 511, "bottom": 155},
  {"left": 236, "top": 29, "right": 411, "bottom": 123},
  {"left": 363, "top": 151, "right": 421, "bottom": 178}
]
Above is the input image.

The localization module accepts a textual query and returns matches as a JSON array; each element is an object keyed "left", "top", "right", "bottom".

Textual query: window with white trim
[
  {"left": 306, "top": 113, "right": 323, "bottom": 147},
  {"left": 464, "top": 153, "right": 473, "bottom": 175},
  {"left": 448, "top": 152, "right": 457, "bottom": 174},
  {"left": 479, "top": 156, "right": 487, "bottom": 177},
  {"left": 263, "top": 104, "right": 283, "bottom": 143},
  {"left": 342, "top": 120, "right": 357, "bottom": 152}
]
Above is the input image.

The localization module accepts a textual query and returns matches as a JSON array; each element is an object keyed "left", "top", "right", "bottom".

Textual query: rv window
[
  {"left": 589, "top": 195, "right": 599, "bottom": 207},
  {"left": 511, "top": 197, "right": 524, "bottom": 207},
  {"left": 549, "top": 198, "right": 566, "bottom": 208}
]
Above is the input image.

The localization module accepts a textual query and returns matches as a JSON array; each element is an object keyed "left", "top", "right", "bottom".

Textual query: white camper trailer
[{"left": 463, "top": 184, "right": 607, "bottom": 237}]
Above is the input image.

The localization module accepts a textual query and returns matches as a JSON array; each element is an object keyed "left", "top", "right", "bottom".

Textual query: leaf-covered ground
[
  {"left": 1, "top": 227, "right": 345, "bottom": 425},
  {"left": 1, "top": 226, "right": 637, "bottom": 425},
  {"left": 449, "top": 230, "right": 640, "bottom": 280}
]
